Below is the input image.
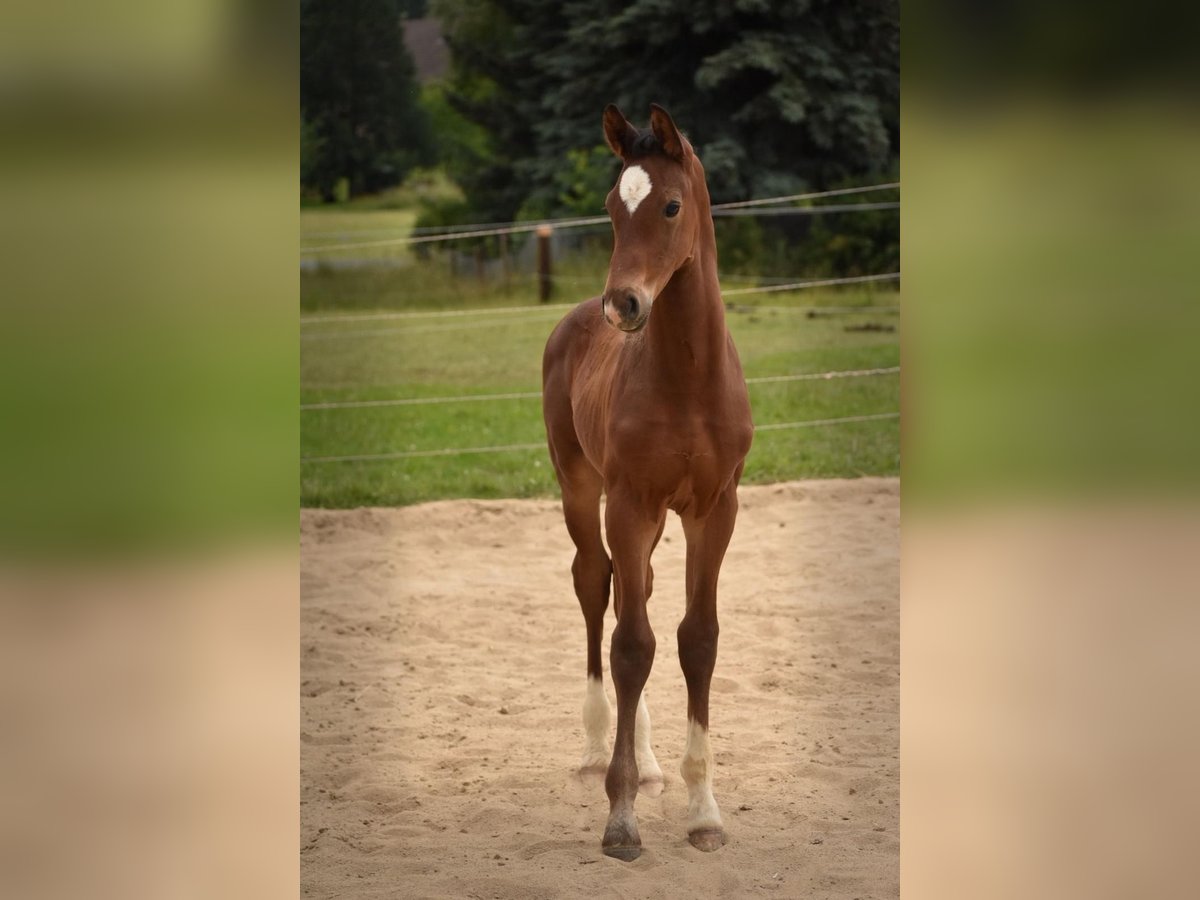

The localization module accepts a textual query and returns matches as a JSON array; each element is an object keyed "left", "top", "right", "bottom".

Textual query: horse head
[{"left": 600, "top": 104, "right": 709, "bottom": 333}]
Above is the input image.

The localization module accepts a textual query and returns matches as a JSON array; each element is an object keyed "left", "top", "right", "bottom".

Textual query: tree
[
  {"left": 301, "top": 0, "right": 433, "bottom": 200},
  {"left": 433, "top": 0, "right": 898, "bottom": 219}
]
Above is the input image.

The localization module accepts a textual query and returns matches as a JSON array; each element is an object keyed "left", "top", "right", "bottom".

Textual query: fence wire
[
  {"left": 300, "top": 182, "right": 899, "bottom": 254},
  {"left": 301, "top": 410, "right": 900, "bottom": 464},
  {"left": 302, "top": 366, "right": 900, "bottom": 411}
]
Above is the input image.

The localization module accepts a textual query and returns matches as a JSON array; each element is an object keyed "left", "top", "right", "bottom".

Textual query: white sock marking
[
  {"left": 634, "top": 692, "right": 663, "bottom": 782},
  {"left": 680, "top": 719, "right": 723, "bottom": 832},
  {"left": 619, "top": 165, "right": 652, "bottom": 214},
  {"left": 581, "top": 676, "right": 612, "bottom": 770}
]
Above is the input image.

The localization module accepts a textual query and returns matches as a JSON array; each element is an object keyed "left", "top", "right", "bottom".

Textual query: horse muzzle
[{"left": 602, "top": 287, "right": 652, "bottom": 333}]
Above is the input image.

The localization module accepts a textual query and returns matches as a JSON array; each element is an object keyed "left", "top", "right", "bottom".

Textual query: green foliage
[
  {"left": 714, "top": 217, "right": 780, "bottom": 277},
  {"left": 553, "top": 145, "right": 620, "bottom": 218},
  {"left": 705, "top": 202, "right": 897, "bottom": 283},
  {"left": 424, "top": 0, "right": 524, "bottom": 222},
  {"left": 715, "top": 183, "right": 900, "bottom": 280},
  {"left": 300, "top": 115, "right": 324, "bottom": 188},
  {"left": 798, "top": 203, "right": 901, "bottom": 278},
  {"left": 301, "top": 0, "right": 434, "bottom": 200},
  {"left": 433, "top": 0, "right": 898, "bottom": 218},
  {"left": 409, "top": 82, "right": 494, "bottom": 244},
  {"left": 420, "top": 82, "right": 490, "bottom": 173},
  {"left": 344, "top": 167, "right": 465, "bottom": 211}
]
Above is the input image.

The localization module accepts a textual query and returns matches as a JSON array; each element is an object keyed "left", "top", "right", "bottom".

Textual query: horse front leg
[
  {"left": 600, "top": 495, "right": 664, "bottom": 861},
  {"left": 678, "top": 485, "right": 738, "bottom": 851},
  {"left": 634, "top": 515, "right": 667, "bottom": 795}
]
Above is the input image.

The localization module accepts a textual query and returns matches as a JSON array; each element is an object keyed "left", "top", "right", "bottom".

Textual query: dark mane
[{"left": 625, "top": 128, "right": 664, "bottom": 159}]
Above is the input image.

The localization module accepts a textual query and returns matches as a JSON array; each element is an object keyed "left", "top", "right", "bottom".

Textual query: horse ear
[
  {"left": 649, "top": 103, "right": 693, "bottom": 163},
  {"left": 603, "top": 104, "right": 635, "bottom": 159}
]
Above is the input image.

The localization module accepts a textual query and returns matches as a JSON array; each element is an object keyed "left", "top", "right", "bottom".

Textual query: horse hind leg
[
  {"left": 679, "top": 607, "right": 725, "bottom": 850},
  {"left": 559, "top": 463, "right": 613, "bottom": 779},
  {"left": 634, "top": 691, "right": 664, "bottom": 795}
]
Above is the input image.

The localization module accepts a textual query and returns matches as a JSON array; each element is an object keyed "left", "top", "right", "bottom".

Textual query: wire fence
[
  {"left": 301, "top": 366, "right": 901, "bottom": 411},
  {"left": 710, "top": 201, "right": 898, "bottom": 218},
  {"left": 300, "top": 272, "right": 901, "bottom": 327},
  {"left": 721, "top": 273, "right": 899, "bottom": 297},
  {"left": 301, "top": 410, "right": 900, "bottom": 464},
  {"left": 301, "top": 365, "right": 901, "bottom": 463},
  {"left": 300, "top": 311, "right": 571, "bottom": 341},
  {"left": 300, "top": 181, "right": 899, "bottom": 254},
  {"left": 303, "top": 182, "right": 900, "bottom": 242}
]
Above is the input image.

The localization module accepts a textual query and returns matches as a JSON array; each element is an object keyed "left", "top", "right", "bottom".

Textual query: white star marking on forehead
[{"left": 618, "top": 165, "right": 652, "bottom": 214}]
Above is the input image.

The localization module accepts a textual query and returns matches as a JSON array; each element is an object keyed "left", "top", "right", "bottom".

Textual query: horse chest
[{"left": 604, "top": 403, "right": 750, "bottom": 512}]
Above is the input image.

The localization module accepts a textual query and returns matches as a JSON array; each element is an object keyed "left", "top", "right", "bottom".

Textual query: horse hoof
[
  {"left": 577, "top": 763, "right": 607, "bottom": 787},
  {"left": 637, "top": 776, "right": 664, "bottom": 798},
  {"left": 688, "top": 828, "right": 726, "bottom": 852},
  {"left": 602, "top": 844, "right": 642, "bottom": 862},
  {"left": 602, "top": 818, "right": 641, "bottom": 861}
]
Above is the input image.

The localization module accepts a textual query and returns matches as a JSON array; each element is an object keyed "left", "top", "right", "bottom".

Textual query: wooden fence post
[
  {"left": 499, "top": 231, "right": 510, "bottom": 291},
  {"left": 537, "top": 226, "right": 553, "bottom": 303}
]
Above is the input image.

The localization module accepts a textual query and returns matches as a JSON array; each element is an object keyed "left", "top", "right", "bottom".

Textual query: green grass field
[{"left": 300, "top": 280, "right": 899, "bottom": 507}]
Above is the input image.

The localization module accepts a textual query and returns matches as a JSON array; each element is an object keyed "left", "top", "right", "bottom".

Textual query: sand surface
[{"left": 301, "top": 478, "right": 899, "bottom": 899}]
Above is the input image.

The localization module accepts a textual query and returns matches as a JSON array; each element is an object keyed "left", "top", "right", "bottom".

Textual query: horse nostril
[{"left": 626, "top": 295, "right": 639, "bottom": 318}]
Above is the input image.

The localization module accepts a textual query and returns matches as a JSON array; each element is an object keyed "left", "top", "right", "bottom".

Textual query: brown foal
[{"left": 542, "top": 104, "right": 753, "bottom": 861}]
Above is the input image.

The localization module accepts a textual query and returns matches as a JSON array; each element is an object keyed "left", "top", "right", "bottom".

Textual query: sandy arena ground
[{"left": 301, "top": 478, "right": 899, "bottom": 899}]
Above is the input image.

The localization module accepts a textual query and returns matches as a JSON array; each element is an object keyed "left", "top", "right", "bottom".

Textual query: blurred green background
[{"left": 0, "top": 1, "right": 296, "bottom": 558}]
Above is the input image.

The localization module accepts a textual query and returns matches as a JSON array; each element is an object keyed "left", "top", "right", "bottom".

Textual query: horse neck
[{"left": 643, "top": 211, "right": 728, "bottom": 381}]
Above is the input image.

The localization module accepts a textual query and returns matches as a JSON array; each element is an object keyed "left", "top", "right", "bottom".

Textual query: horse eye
[{"left": 664, "top": 200, "right": 681, "bottom": 218}]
